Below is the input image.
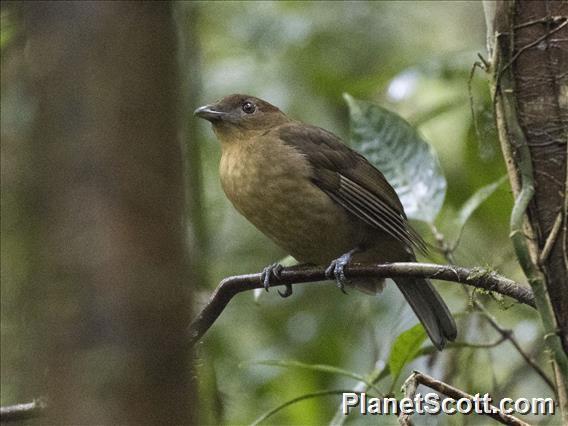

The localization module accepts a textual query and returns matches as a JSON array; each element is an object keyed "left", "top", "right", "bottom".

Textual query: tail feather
[{"left": 394, "top": 277, "right": 457, "bottom": 350}]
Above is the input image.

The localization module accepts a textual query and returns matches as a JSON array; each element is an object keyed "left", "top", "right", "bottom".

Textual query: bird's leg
[
  {"left": 325, "top": 247, "right": 361, "bottom": 294},
  {"left": 260, "top": 263, "right": 293, "bottom": 298}
]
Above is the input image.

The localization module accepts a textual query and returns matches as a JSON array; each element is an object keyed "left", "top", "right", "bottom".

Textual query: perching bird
[{"left": 195, "top": 94, "right": 457, "bottom": 350}]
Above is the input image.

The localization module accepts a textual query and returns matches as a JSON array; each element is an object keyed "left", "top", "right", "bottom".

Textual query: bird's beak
[{"left": 194, "top": 104, "right": 226, "bottom": 122}]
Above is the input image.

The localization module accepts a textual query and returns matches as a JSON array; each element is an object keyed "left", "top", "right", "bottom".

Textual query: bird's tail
[{"left": 394, "top": 277, "right": 457, "bottom": 350}]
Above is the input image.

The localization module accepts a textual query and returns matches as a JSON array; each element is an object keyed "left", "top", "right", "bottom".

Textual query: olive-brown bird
[{"left": 195, "top": 94, "right": 457, "bottom": 350}]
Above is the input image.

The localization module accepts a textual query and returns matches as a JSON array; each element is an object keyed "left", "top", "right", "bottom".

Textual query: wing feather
[
  {"left": 277, "top": 122, "right": 427, "bottom": 254},
  {"left": 337, "top": 176, "right": 427, "bottom": 253}
]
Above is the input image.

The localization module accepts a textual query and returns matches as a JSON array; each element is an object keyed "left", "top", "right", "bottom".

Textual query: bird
[{"left": 194, "top": 94, "right": 457, "bottom": 350}]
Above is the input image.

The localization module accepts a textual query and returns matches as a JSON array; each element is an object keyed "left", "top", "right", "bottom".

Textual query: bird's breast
[{"left": 219, "top": 139, "right": 361, "bottom": 264}]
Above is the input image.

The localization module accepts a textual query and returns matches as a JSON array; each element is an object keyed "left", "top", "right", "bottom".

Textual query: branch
[
  {"left": 398, "top": 371, "right": 530, "bottom": 426},
  {"left": 475, "top": 302, "right": 555, "bottom": 391},
  {"left": 0, "top": 263, "right": 534, "bottom": 422},
  {"left": 429, "top": 225, "right": 554, "bottom": 391},
  {"left": 187, "top": 262, "right": 534, "bottom": 346}
]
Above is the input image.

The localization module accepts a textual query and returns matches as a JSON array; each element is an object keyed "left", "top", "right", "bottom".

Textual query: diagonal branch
[
  {"left": 475, "top": 302, "right": 555, "bottom": 391},
  {"left": 398, "top": 371, "right": 530, "bottom": 426},
  {"left": 187, "top": 262, "right": 534, "bottom": 347}
]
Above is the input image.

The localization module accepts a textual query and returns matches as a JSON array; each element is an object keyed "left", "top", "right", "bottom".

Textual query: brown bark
[
  {"left": 493, "top": 0, "right": 568, "bottom": 352},
  {"left": 23, "top": 2, "right": 194, "bottom": 424},
  {"left": 510, "top": 0, "right": 568, "bottom": 351},
  {"left": 490, "top": 0, "right": 568, "bottom": 420}
]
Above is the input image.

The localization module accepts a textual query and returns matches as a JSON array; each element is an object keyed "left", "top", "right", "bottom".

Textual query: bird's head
[{"left": 194, "top": 94, "right": 289, "bottom": 140}]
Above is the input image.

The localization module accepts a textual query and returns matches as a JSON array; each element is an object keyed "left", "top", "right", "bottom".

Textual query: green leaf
[
  {"left": 455, "top": 175, "right": 508, "bottom": 234},
  {"left": 387, "top": 324, "right": 427, "bottom": 389},
  {"left": 344, "top": 93, "right": 446, "bottom": 223}
]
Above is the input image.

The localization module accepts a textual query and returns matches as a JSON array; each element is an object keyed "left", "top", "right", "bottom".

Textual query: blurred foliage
[
  {"left": 1, "top": 1, "right": 555, "bottom": 425},
  {"left": 1, "top": 8, "right": 18, "bottom": 50}
]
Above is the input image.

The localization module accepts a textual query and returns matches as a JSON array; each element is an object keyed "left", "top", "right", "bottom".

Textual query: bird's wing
[{"left": 277, "top": 122, "right": 427, "bottom": 254}]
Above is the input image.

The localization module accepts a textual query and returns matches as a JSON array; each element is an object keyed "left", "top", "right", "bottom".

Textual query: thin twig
[
  {"left": 187, "top": 263, "right": 534, "bottom": 347},
  {"left": 453, "top": 336, "right": 506, "bottom": 349},
  {"left": 250, "top": 389, "right": 359, "bottom": 426},
  {"left": 475, "top": 303, "right": 555, "bottom": 391},
  {"left": 539, "top": 211, "right": 563, "bottom": 265},
  {"left": 514, "top": 15, "right": 567, "bottom": 30},
  {"left": 429, "top": 224, "right": 458, "bottom": 262},
  {"left": 429, "top": 226, "right": 554, "bottom": 392},
  {"left": 468, "top": 59, "right": 487, "bottom": 153},
  {"left": 399, "top": 371, "right": 530, "bottom": 426},
  {"left": 495, "top": 19, "right": 568, "bottom": 99}
]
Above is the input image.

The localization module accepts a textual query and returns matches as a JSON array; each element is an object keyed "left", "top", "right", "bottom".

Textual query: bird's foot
[
  {"left": 260, "top": 263, "right": 292, "bottom": 298},
  {"left": 278, "top": 284, "right": 293, "bottom": 298},
  {"left": 325, "top": 248, "right": 360, "bottom": 294}
]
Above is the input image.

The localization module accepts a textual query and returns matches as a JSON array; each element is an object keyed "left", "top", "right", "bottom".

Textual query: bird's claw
[
  {"left": 261, "top": 263, "right": 291, "bottom": 298},
  {"left": 278, "top": 284, "right": 293, "bottom": 298},
  {"left": 262, "top": 263, "right": 282, "bottom": 291},
  {"left": 325, "top": 254, "right": 352, "bottom": 295}
]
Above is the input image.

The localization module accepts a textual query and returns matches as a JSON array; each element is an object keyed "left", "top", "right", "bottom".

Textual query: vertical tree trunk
[
  {"left": 24, "top": 2, "right": 195, "bottom": 423},
  {"left": 510, "top": 0, "right": 567, "bottom": 351},
  {"left": 487, "top": 0, "right": 568, "bottom": 421}
]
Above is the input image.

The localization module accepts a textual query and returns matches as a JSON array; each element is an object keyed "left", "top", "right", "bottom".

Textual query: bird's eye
[{"left": 242, "top": 101, "right": 256, "bottom": 114}]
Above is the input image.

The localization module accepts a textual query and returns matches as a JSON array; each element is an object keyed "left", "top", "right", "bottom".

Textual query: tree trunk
[
  {"left": 486, "top": 0, "right": 568, "bottom": 421},
  {"left": 509, "top": 0, "right": 567, "bottom": 352},
  {"left": 23, "top": 2, "right": 195, "bottom": 423}
]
